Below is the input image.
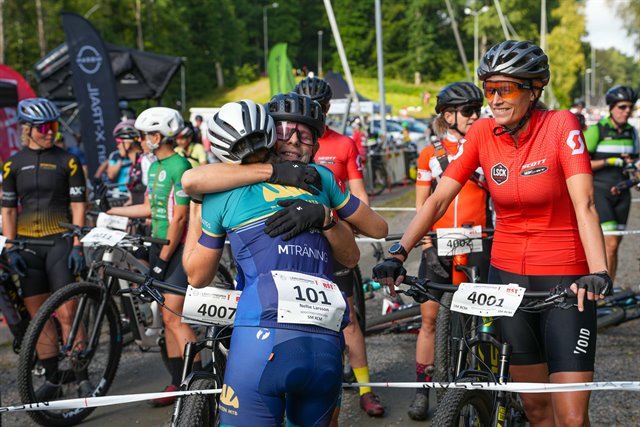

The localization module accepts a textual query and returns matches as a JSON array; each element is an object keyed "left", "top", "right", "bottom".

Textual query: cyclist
[
  {"left": 113, "top": 119, "right": 145, "bottom": 205},
  {"left": 107, "top": 124, "right": 135, "bottom": 193},
  {"left": 294, "top": 76, "right": 384, "bottom": 417},
  {"left": 107, "top": 107, "right": 197, "bottom": 406},
  {"left": 183, "top": 97, "right": 386, "bottom": 427},
  {"left": 374, "top": 40, "right": 609, "bottom": 426},
  {"left": 584, "top": 85, "right": 639, "bottom": 282},
  {"left": 174, "top": 121, "right": 208, "bottom": 168},
  {"left": 408, "top": 81, "right": 491, "bottom": 421},
  {"left": 2, "top": 97, "right": 87, "bottom": 399}
]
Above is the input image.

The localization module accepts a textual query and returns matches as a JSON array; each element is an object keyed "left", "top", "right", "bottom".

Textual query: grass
[
  {"left": 372, "top": 186, "right": 416, "bottom": 220},
  {"left": 189, "top": 76, "right": 442, "bottom": 118}
]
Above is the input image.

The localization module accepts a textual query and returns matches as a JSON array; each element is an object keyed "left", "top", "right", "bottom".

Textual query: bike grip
[
  {"left": 104, "top": 266, "right": 145, "bottom": 285},
  {"left": 141, "top": 236, "right": 170, "bottom": 245},
  {"left": 58, "top": 222, "right": 77, "bottom": 230},
  {"left": 21, "top": 239, "right": 55, "bottom": 247}
]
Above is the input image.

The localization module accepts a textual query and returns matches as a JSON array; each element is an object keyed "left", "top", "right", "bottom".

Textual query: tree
[{"left": 610, "top": 0, "right": 640, "bottom": 53}]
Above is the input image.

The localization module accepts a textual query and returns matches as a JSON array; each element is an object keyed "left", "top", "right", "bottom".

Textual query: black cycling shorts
[
  {"left": 594, "top": 183, "right": 631, "bottom": 230},
  {"left": 149, "top": 243, "right": 189, "bottom": 289},
  {"left": 488, "top": 266, "right": 596, "bottom": 373},
  {"left": 19, "top": 234, "right": 75, "bottom": 298},
  {"left": 332, "top": 258, "right": 355, "bottom": 298}
]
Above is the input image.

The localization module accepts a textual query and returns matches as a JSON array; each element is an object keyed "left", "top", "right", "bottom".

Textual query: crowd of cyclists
[{"left": 1, "top": 38, "right": 639, "bottom": 426}]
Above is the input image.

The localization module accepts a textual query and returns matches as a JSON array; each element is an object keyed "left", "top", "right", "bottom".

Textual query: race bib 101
[
  {"left": 272, "top": 270, "right": 346, "bottom": 332},
  {"left": 436, "top": 226, "right": 483, "bottom": 256},
  {"left": 451, "top": 282, "right": 525, "bottom": 317},
  {"left": 182, "top": 285, "right": 241, "bottom": 326}
]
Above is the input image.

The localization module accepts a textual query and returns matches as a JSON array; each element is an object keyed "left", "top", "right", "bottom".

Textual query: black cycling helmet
[
  {"left": 266, "top": 92, "right": 326, "bottom": 139},
  {"left": 605, "top": 85, "right": 638, "bottom": 108},
  {"left": 294, "top": 77, "right": 333, "bottom": 105},
  {"left": 18, "top": 97, "right": 60, "bottom": 124},
  {"left": 178, "top": 121, "right": 195, "bottom": 138},
  {"left": 435, "top": 82, "right": 483, "bottom": 114},
  {"left": 478, "top": 40, "right": 550, "bottom": 85}
]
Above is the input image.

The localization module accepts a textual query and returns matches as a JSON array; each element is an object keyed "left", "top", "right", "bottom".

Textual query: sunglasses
[
  {"left": 32, "top": 121, "right": 59, "bottom": 134},
  {"left": 483, "top": 80, "right": 535, "bottom": 101},
  {"left": 456, "top": 105, "right": 482, "bottom": 118},
  {"left": 275, "top": 122, "right": 315, "bottom": 146},
  {"left": 615, "top": 104, "right": 633, "bottom": 111}
]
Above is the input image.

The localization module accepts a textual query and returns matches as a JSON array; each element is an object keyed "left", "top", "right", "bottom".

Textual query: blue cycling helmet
[{"left": 17, "top": 98, "right": 60, "bottom": 124}]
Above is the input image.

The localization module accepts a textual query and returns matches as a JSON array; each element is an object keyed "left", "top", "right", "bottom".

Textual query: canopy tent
[
  {"left": 324, "top": 71, "right": 390, "bottom": 116},
  {"left": 34, "top": 43, "right": 183, "bottom": 101},
  {"left": 0, "top": 65, "right": 37, "bottom": 161}
]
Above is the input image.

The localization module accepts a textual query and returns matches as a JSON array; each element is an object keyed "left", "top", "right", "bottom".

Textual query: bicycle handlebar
[
  {"left": 104, "top": 265, "right": 186, "bottom": 296},
  {"left": 140, "top": 235, "right": 170, "bottom": 246},
  {"left": 5, "top": 239, "right": 55, "bottom": 247}
]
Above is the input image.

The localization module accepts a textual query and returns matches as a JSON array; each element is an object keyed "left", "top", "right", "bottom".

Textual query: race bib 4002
[{"left": 272, "top": 270, "right": 346, "bottom": 332}]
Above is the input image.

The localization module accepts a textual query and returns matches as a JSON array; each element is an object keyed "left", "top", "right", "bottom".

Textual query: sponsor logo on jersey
[
  {"left": 490, "top": 163, "right": 508, "bottom": 185},
  {"left": 520, "top": 167, "right": 548, "bottom": 177},
  {"left": 3, "top": 161, "right": 12, "bottom": 178},
  {"left": 278, "top": 244, "right": 328, "bottom": 262},
  {"left": 566, "top": 130, "right": 585, "bottom": 155},
  {"left": 356, "top": 154, "right": 363, "bottom": 171},
  {"left": 68, "top": 158, "right": 78, "bottom": 176},
  {"left": 69, "top": 186, "right": 85, "bottom": 197},
  {"left": 40, "top": 163, "right": 57, "bottom": 170},
  {"left": 256, "top": 328, "right": 271, "bottom": 340},
  {"left": 263, "top": 185, "right": 310, "bottom": 202},
  {"left": 316, "top": 156, "right": 336, "bottom": 165},
  {"left": 220, "top": 384, "right": 240, "bottom": 412},
  {"left": 521, "top": 159, "right": 546, "bottom": 169},
  {"left": 158, "top": 170, "right": 167, "bottom": 182}
]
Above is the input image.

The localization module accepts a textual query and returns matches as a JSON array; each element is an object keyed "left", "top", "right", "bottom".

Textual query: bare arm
[
  {"left": 70, "top": 201, "right": 86, "bottom": 246},
  {"left": 415, "top": 183, "right": 433, "bottom": 249},
  {"left": 106, "top": 159, "right": 123, "bottom": 180},
  {"left": 182, "top": 163, "right": 272, "bottom": 197},
  {"left": 183, "top": 201, "right": 224, "bottom": 287},
  {"left": 347, "top": 178, "right": 369, "bottom": 206},
  {"left": 1, "top": 207, "right": 17, "bottom": 242},
  {"left": 108, "top": 196, "right": 151, "bottom": 218},
  {"left": 343, "top": 201, "right": 389, "bottom": 239},
  {"left": 323, "top": 208, "right": 360, "bottom": 268},
  {"left": 589, "top": 159, "right": 606, "bottom": 172},
  {"left": 93, "top": 159, "right": 109, "bottom": 179}
]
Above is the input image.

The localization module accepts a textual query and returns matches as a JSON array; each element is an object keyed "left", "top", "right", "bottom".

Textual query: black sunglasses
[{"left": 456, "top": 105, "right": 482, "bottom": 118}]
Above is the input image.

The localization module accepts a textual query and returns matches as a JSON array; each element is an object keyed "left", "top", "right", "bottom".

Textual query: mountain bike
[
  {"left": 396, "top": 275, "right": 571, "bottom": 427},
  {"left": 17, "top": 223, "right": 233, "bottom": 426},
  {"left": 364, "top": 142, "right": 389, "bottom": 197},
  {"left": 596, "top": 287, "right": 640, "bottom": 329},
  {"left": 104, "top": 265, "right": 233, "bottom": 427}
]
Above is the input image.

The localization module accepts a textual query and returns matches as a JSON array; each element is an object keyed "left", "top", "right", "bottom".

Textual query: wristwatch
[
  {"left": 388, "top": 243, "right": 408, "bottom": 259},
  {"left": 321, "top": 209, "right": 337, "bottom": 231}
]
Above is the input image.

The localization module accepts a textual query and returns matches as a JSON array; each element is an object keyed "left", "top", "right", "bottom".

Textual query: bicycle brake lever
[{"left": 140, "top": 276, "right": 165, "bottom": 305}]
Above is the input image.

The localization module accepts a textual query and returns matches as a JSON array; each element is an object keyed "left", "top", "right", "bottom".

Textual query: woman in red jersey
[{"left": 374, "top": 40, "right": 609, "bottom": 426}]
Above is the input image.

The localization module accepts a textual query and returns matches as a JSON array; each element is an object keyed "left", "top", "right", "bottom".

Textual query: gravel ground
[{"left": 0, "top": 189, "right": 638, "bottom": 427}]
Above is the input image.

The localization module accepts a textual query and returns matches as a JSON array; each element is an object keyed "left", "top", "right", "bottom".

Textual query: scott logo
[
  {"left": 491, "top": 163, "right": 509, "bottom": 185},
  {"left": 520, "top": 166, "right": 548, "bottom": 177},
  {"left": 75, "top": 45, "right": 103, "bottom": 75},
  {"left": 566, "top": 130, "right": 585, "bottom": 155}
]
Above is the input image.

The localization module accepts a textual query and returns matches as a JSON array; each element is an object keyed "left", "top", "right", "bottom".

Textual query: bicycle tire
[
  {"left": 352, "top": 265, "right": 366, "bottom": 332},
  {"left": 434, "top": 292, "right": 467, "bottom": 400},
  {"left": 367, "top": 160, "right": 388, "bottom": 197},
  {"left": 18, "top": 282, "right": 122, "bottom": 426},
  {"left": 176, "top": 376, "right": 221, "bottom": 427},
  {"left": 597, "top": 306, "right": 625, "bottom": 330},
  {"left": 431, "top": 386, "right": 493, "bottom": 427},
  {"left": 365, "top": 304, "right": 421, "bottom": 335},
  {"left": 212, "top": 264, "right": 233, "bottom": 286}
]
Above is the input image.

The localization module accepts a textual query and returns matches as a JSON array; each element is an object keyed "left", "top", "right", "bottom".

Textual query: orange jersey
[
  {"left": 444, "top": 110, "right": 592, "bottom": 276},
  {"left": 416, "top": 134, "right": 489, "bottom": 229}
]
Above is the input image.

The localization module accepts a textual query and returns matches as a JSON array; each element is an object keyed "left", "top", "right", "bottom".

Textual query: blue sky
[{"left": 584, "top": 0, "right": 638, "bottom": 58}]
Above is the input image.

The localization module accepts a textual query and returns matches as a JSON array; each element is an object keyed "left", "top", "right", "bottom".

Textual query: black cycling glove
[
  {"left": 67, "top": 245, "right": 85, "bottom": 275},
  {"left": 572, "top": 271, "right": 613, "bottom": 296},
  {"left": 7, "top": 251, "right": 27, "bottom": 277},
  {"left": 266, "top": 162, "right": 323, "bottom": 195},
  {"left": 151, "top": 258, "right": 169, "bottom": 281},
  {"left": 372, "top": 257, "right": 407, "bottom": 282},
  {"left": 424, "top": 246, "right": 451, "bottom": 278},
  {"left": 264, "top": 199, "right": 325, "bottom": 241}
]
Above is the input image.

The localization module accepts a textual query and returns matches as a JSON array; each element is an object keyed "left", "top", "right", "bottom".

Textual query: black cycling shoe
[
  {"left": 408, "top": 391, "right": 430, "bottom": 421},
  {"left": 35, "top": 381, "right": 63, "bottom": 402}
]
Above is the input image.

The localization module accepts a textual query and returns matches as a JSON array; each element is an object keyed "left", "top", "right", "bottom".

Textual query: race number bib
[
  {"left": 436, "top": 226, "right": 483, "bottom": 256},
  {"left": 451, "top": 282, "right": 525, "bottom": 317},
  {"left": 96, "top": 213, "right": 129, "bottom": 231},
  {"left": 81, "top": 227, "right": 127, "bottom": 246},
  {"left": 0, "top": 235, "right": 6, "bottom": 254},
  {"left": 182, "top": 285, "right": 241, "bottom": 326},
  {"left": 272, "top": 270, "right": 346, "bottom": 332}
]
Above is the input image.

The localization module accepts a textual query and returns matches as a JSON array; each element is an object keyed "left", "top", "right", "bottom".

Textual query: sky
[{"left": 584, "top": 0, "right": 638, "bottom": 58}]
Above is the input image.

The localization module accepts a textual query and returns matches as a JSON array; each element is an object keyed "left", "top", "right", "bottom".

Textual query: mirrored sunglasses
[
  {"left": 483, "top": 80, "right": 533, "bottom": 101},
  {"left": 33, "top": 121, "right": 59, "bottom": 134},
  {"left": 275, "top": 122, "right": 315, "bottom": 146}
]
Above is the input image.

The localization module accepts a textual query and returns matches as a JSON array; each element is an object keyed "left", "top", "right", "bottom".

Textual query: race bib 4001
[{"left": 272, "top": 270, "right": 346, "bottom": 332}]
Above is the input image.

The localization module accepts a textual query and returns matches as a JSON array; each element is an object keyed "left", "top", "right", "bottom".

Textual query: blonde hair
[{"left": 432, "top": 113, "right": 451, "bottom": 138}]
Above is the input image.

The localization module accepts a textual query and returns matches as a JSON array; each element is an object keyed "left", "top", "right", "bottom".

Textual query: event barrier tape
[
  {"left": 355, "top": 230, "right": 640, "bottom": 243},
  {"left": 3, "top": 381, "right": 640, "bottom": 412}
]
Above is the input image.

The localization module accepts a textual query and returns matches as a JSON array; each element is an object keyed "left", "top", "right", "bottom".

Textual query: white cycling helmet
[
  {"left": 207, "top": 100, "right": 275, "bottom": 164},
  {"left": 135, "top": 107, "right": 183, "bottom": 138}
]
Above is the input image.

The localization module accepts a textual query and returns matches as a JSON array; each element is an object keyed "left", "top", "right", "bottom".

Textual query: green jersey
[
  {"left": 584, "top": 117, "right": 638, "bottom": 186},
  {"left": 146, "top": 153, "right": 191, "bottom": 239}
]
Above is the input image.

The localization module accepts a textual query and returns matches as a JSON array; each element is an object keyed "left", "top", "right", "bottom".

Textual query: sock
[
  {"left": 41, "top": 357, "right": 58, "bottom": 382},
  {"left": 416, "top": 363, "right": 434, "bottom": 395},
  {"left": 167, "top": 357, "right": 184, "bottom": 386},
  {"left": 353, "top": 366, "right": 371, "bottom": 395}
]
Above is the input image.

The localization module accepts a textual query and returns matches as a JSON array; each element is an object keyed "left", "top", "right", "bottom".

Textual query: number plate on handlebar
[
  {"left": 81, "top": 227, "right": 127, "bottom": 246},
  {"left": 96, "top": 213, "right": 129, "bottom": 231},
  {"left": 451, "top": 283, "right": 525, "bottom": 317},
  {"left": 182, "top": 285, "right": 241, "bottom": 326},
  {"left": 0, "top": 236, "right": 6, "bottom": 254},
  {"left": 436, "top": 226, "right": 482, "bottom": 256}
]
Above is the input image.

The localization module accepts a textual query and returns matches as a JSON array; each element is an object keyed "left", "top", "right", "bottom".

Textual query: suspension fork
[{"left": 493, "top": 342, "right": 513, "bottom": 427}]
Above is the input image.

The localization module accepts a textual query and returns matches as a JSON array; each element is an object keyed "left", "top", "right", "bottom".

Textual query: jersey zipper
[{"left": 35, "top": 150, "right": 41, "bottom": 236}]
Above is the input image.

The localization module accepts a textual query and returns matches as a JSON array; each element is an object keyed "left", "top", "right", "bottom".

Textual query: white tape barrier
[{"left": 3, "top": 381, "right": 640, "bottom": 412}]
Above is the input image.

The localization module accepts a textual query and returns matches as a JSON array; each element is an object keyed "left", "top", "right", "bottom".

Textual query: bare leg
[
  {"left": 510, "top": 363, "right": 555, "bottom": 427},
  {"left": 550, "top": 371, "right": 592, "bottom": 427},
  {"left": 604, "top": 235, "right": 621, "bottom": 281}
]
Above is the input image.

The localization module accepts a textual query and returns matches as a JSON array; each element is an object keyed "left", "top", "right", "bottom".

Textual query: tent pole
[
  {"left": 374, "top": 0, "right": 386, "bottom": 143},
  {"left": 180, "top": 58, "right": 186, "bottom": 114}
]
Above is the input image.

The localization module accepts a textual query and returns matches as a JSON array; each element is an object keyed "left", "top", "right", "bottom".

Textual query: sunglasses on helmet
[
  {"left": 32, "top": 121, "right": 59, "bottom": 135},
  {"left": 456, "top": 105, "right": 482, "bottom": 118},
  {"left": 483, "top": 80, "right": 536, "bottom": 101},
  {"left": 275, "top": 122, "right": 315, "bottom": 146}
]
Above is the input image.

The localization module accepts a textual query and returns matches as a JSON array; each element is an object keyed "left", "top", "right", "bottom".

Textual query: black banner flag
[{"left": 62, "top": 12, "right": 119, "bottom": 177}]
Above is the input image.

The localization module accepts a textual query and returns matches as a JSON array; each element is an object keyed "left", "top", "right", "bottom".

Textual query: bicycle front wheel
[
  {"left": 18, "top": 282, "right": 123, "bottom": 426},
  {"left": 352, "top": 265, "right": 366, "bottom": 332},
  {"left": 176, "top": 376, "right": 221, "bottom": 427},
  {"left": 434, "top": 292, "right": 468, "bottom": 400},
  {"left": 431, "top": 386, "right": 493, "bottom": 427}
]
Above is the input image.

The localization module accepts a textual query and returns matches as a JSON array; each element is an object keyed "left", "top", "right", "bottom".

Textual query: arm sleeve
[
  {"left": 345, "top": 138, "right": 364, "bottom": 180},
  {"left": 583, "top": 123, "right": 600, "bottom": 154},
  {"left": 2, "top": 160, "right": 17, "bottom": 208},
  {"left": 68, "top": 155, "right": 87, "bottom": 202},
  {"left": 558, "top": 112, "right": 592, "bottom": 178},
  {"left": 416, "top": 146, "right": 434, "bottom": 187},
  {"left": 443, "top": 127, "right": 481, "bottom": 185},
  {"left": 198, "top": 194, "right": 226, "bottom": 249}
]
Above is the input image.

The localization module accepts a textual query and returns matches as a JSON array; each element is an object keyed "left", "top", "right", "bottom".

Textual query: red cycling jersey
[
  {"left": 444, "top": 110, "right": 592, "bottom": 276},
  {"left": 315, "top": 127, "right": 364, "bottom": 191},
  {"left": 417, "top": 134, "right": 489, "bottom": 229}
]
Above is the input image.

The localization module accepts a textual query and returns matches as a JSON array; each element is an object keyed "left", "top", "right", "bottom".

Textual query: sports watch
[{"left": 388, "top": 243, "right": 408, "bottom": 259}]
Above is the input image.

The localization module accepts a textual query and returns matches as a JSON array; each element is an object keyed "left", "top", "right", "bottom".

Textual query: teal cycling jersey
[{"left": 199, "top": 164, "right": 360, "bottom": 335}]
